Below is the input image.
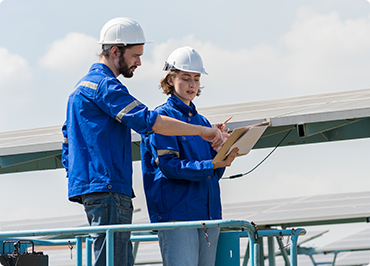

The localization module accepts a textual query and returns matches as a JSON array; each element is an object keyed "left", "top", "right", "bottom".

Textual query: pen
[{"left": 223, "top": 116, "right": 233, "bottom": 125}]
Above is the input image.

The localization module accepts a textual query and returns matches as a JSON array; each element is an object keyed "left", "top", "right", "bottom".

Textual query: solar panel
[
  {"left": 2, "top": 87, "right": 370, "bottom": 174},
  {"left": 0, "top": 125, "right": 62, "bottom": 156},
  {"left": 200, "top": 87, "right": 370, "bottom": 127},
  {"left": 276, "top": 254, "right": 335, "bottom": 266},
  {"left": 300, "top": 251, "right": 370, "bottom": 266},
  {"left": 0, "top": 214, "right": 87, "bottom": 232},
  {"left": 222, "top": 191, "right": 370, "bottom": 227},
  {"left": 334, "top": 251, "right": 370, "bottom": 266},
  {"left": 134, "top": 241, "right": 162, "bottom": 265},
  {"left": 1, "top": 190, "right": 365, "bottom": 237},
  {"left": 0, "top": 207, "right": 150, "bottom": 232},
  {"left": 316, "top": 228, "right": 370, "bottom": 252}
]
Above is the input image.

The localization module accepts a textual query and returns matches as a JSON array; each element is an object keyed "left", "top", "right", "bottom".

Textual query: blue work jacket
[
  {"left": 141, "top": 94, "right": 225, "bottom": 223},
  {"left": 62, "top": 63, "right": 158, "bottom": 203}
]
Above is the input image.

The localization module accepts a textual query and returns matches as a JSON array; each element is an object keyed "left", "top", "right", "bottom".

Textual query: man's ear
[{"left": 110, "top": 46, "right": 120, "bottom": 58}]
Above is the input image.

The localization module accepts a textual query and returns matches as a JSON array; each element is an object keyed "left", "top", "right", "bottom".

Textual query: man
[{"left": 62, "top": 17, "right": 222, "bottom": 266}]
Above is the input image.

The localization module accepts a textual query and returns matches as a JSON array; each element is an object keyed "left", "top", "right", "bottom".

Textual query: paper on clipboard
[{"left": 212, "top": 121, "right": 269, "bottom": 163}]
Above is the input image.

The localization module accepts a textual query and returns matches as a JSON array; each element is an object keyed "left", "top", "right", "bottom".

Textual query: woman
[{"left": 140, "top": 46, "right": 238, "bottom": 266}]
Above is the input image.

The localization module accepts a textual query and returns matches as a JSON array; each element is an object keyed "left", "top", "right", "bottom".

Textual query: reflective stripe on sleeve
[
  {"left": 157, "top": 150, "right": 180, "bottom": 157},
  {"left": 155, "top": 150, "right": 180, "bottom": 166},
  {"left": 75, "top": 81, "right": 98, "bottom": 90},
  {"left": 115, "top": 100, "right": 143, "bottom": 122}
]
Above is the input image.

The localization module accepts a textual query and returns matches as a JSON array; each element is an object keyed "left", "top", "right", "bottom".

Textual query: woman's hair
[{"left": 159, "top": 69, "right": 202, "bottom": 96}]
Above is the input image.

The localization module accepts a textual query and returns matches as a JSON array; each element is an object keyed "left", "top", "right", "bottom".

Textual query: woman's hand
[{"left": 213, "top": 148, "right": 239, "bottom": 169}]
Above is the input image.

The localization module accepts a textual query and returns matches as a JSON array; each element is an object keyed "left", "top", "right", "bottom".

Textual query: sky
[{"left": 1, "top": 0, "right": 370, "bottom": 248}]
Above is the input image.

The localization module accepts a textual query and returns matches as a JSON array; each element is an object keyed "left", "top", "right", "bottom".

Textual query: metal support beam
[
  {"left": 258, "top": 237, "right": 265, "bottom": 266},
  {"left": 242, "top": 242, "right": 249, "bottom": 266},
  {"left": 0, "top": 150, "right": 61, "bottom": 168},
  {"left": 267, "top": 236, "right": 276, "bottom": 266},
  {"left": 133, "top": 241, "right": 139, "bottom": 262},
  {"left": 332, "top": 252, "right": 338, "bottom": 266},
  {"left": 276, "top": 236, "right": 290, "bottom": 266},
  {"left": 297, "top": 118, "right": 366, "bottom": 138},
  {"left": 0, "top": 150, "right": 62, "bottom": 174}
]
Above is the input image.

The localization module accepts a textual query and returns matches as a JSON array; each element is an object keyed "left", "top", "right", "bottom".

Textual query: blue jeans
[
  {"left": 158, "top": 227, "right": 220, "bottom": 266},
  {"left": 81, "top": 192, "right": 134, "bottom": 266}
]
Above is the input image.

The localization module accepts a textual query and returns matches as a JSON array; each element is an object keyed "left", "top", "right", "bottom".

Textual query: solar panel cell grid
[{"left": 222, "top": 191, "right": 370, "bottom": 227}]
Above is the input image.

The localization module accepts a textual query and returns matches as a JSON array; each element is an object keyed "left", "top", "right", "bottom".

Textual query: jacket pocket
[
  {"left": 177, "top": 135, "right": 197, "bottom": 158},
  {"left": 161, "top": 178, "right": 187, "bottom": 212}
]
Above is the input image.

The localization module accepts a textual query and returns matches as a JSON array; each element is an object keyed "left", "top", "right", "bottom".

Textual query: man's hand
[
  {"left": 199, "top": 127, "right": 223, "bottom": 149},
  {"left": 214, "top": 122, "right": 230, "bottom": 133},
  {"left": 213, "top": 148, "right": 239, "bottom": 169},
  {"left": 214, "top": 123, "right": 230, "bottom": 152}
]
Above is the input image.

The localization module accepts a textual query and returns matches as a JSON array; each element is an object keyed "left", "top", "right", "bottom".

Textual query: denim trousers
[
  {"left": 81, "top": 192, "right": 134, "bottom": 266},
  {"left": 158, "top": 227, "right": 220, "bottom": 266}
]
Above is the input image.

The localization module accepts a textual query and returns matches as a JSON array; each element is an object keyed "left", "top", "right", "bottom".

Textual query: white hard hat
[
  {"left": 98, "top": 17, "right": 151, "bottom": 49},
  {"left": 163, "top": 46, "right": 208, "bottom": 75}
]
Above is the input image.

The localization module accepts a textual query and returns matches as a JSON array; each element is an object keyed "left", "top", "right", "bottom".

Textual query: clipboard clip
[{"left": 264, "top": 118, "right": 271, "bottom": 126}]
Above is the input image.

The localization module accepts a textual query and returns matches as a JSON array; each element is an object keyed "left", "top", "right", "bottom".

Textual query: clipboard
[{"left": 212, "top": 121, "right": 270, "bottom": 163}]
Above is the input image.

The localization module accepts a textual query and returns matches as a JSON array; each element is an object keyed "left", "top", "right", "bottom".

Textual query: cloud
[
  {"left": 281, "top": 7, "right": 370, "bottom": 93},
  {"left": 0, "top": 47, "right": 31, "bottom": 87},
  {"left": 0, "top": 48, "right": 32, "bottom": 126},
  {"left": 39, "top": 32, "right": 100, "bottom": 72},
  {"left": 130, "top": 8, "right": 370, "bottom": 110},
  {"left": 34, "top": 8, "right": 370, "bottom": 124}
]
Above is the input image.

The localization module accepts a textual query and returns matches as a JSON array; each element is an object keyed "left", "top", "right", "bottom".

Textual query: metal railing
[{"left": 0, "top": 219, "right": 306, "bottom": 266}]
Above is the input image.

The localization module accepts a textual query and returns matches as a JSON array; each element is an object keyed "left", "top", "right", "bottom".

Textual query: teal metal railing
[{"left": 0, "top": 220, "right": 306, "bottom": 266}]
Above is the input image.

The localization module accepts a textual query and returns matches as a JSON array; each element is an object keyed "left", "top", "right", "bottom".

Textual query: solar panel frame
[
  {"left": 2, "top": 87, "right": 370, "bottom": 159},
  {"left": 222, "top": 191, "right": 370, "bottom": 227}
]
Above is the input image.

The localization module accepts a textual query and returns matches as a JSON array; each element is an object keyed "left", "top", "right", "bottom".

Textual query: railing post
[
  {"left": 290, "top": 229, "right": 304, "bottom": 266},
  {"left": 249, "top": 227, "right": 258, "bottom": 266},
  {"left": 86, "top": 237, "right": 93, "bottom": 266},
  {"left": 106, "top": 229, "right": 114, "bottom": 266},
  {"left": 76, "top": 236, "right": 83, "bottom": 266},
  {"left": 254, "top": 242, "right": 260, "bottom": 266}
]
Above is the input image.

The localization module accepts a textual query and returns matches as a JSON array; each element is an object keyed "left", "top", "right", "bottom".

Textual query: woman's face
[{"left": 168, "top": 71, "right": 201, "bottom": 105}]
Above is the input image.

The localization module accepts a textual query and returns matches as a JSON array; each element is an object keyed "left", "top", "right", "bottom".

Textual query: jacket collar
[
  {"left": 90, "top": 63, "right": 116, "bottom": 78},
  {"left": 168, "top": 94, "right": 198, "bottom": 117}
]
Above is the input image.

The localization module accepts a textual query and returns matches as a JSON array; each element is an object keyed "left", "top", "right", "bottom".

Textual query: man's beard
[{"left": 118, "top": 55, "right": 135, "bottom": 78}]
